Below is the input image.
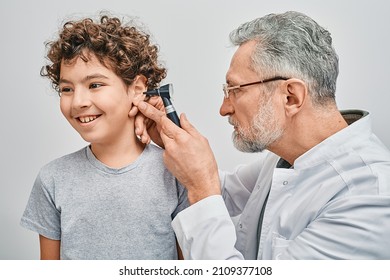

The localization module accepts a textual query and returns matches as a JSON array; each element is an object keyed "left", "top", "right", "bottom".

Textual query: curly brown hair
[{"left": 41, "top": 15, "right": 166, "bottom": 93}]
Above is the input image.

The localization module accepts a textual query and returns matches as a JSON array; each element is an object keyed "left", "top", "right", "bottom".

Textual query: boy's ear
[{"left": 132, "top": 75, "right": 148, "bottom": 97}]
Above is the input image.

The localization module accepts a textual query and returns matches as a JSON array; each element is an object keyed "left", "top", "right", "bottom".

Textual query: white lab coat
[{"left": 172, "top": 110, "right": 390, "bottom": 259}]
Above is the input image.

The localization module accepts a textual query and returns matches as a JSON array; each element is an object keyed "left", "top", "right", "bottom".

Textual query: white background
[{"left": 0, "top": 0, "right": 389, "bottom": 259}]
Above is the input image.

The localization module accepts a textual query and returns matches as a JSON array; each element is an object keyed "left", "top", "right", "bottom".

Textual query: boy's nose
[{"left": 72, "top": 89, "right": 92, "bottom": 109}]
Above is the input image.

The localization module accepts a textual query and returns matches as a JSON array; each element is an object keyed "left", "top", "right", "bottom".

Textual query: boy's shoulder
[
  {"left": 39, "top": 146, "right": 88, "bottom": 176},
  {"left": 142, "top": 143, "right": 168, "bottom": 166},
  {"left": 145, "top": 143, "right": 163, "bottom": 156},
  {"left": 38, "top": 144, "right": 165, "bottom": 179}
]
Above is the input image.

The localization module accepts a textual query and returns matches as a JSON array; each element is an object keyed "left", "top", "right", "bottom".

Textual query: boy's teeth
[{"left": 79, "top": 116, "right": 97, "bottom": 123}]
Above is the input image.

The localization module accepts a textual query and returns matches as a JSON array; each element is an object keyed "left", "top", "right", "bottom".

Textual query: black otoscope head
[
  {"left": 144, "top": 84, "right": 173, "bottom": 99},
  {"left": 143, "top": 84, "right": 181, "bottom": 127}
]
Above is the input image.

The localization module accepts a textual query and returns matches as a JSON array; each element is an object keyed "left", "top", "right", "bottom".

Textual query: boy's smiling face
[{"left": 59, "top": 53, "right": 138, "bottom": 146}]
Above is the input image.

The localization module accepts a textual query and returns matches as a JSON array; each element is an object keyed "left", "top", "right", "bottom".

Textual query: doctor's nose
[{"left": 219, "top": 96, "right": 234, "bottom": 116}]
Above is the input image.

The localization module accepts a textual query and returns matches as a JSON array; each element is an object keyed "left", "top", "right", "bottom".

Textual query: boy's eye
[
  {"left": 90, "top": 83, "right": 102, "bottom": 89},
  {"left": 59, "top": 87, "right": 73, "bottom": 96}
]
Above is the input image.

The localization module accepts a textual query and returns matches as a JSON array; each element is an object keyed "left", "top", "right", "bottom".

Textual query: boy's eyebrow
[
  {"left": 59, "top": 74, "right": 109, "bottom": 84},
  {"left": 84, "top": 74, "right": 110, "bottom": 82}
]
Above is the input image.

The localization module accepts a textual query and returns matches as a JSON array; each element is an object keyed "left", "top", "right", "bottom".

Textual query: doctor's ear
[{"left": 283, "top": 78, "right": 308, "bottom": 117}]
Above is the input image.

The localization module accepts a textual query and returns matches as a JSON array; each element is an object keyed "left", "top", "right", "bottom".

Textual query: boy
[{"left": 20, "top": 14, "right": 188, "bottom": 260}]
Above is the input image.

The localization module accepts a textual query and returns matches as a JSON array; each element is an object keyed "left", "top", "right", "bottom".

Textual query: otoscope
[{"left": 144, "top": 84, "right": 181, "bottom": 127}]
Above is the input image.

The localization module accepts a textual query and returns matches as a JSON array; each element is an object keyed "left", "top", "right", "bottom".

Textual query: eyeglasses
[{"left": 222, "top": 76, "right": 289, "bottom": 99}]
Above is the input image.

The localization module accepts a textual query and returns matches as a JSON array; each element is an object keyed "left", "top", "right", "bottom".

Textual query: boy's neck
[{"left": 90, "top": 134, "right": 145, "bottom": 169}]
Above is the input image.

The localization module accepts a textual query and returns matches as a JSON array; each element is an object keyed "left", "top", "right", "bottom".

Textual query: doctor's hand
[
  {"left": 129, "top": 95, "right": 165, "bottom": 148},
  {"left": 134, "top": 100, "right": 221, "bottom": 205}
]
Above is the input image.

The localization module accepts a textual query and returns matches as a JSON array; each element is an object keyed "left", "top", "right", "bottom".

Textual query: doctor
[{"left": 132, "top": 11, "right": 390, "bottom": 259}]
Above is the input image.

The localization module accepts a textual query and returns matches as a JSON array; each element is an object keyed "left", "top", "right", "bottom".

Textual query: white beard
[{"left": 229, "top": 96, "right": 284, "bottom": 153}]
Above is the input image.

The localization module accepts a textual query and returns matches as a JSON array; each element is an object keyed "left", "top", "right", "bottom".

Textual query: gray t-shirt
[{"left": 20, "top": 144, "right": 188, "bottom": 259}]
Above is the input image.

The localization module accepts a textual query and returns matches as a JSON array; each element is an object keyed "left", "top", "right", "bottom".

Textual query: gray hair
[{"left": 229, "top": 11, "right": 339, "bottom": 105}]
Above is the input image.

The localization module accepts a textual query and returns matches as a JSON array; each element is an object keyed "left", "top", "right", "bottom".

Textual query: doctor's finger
[{"left": 136, "top": 101, "right": 166, "bottom": 124}]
